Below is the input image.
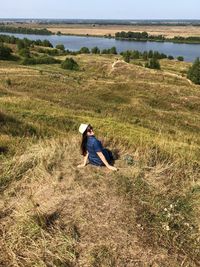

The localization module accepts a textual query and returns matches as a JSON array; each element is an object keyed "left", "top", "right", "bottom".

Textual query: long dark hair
[
  {"left": 81, "top": 130, "right": 88, "bottom": 156},
  {"left": 81, "top": 124, "right": 93, "bottom": 156}
]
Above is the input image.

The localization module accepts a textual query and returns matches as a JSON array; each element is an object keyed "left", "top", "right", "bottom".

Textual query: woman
[{"left": 77, "top": 124, "right": 117, "bottom": 171}]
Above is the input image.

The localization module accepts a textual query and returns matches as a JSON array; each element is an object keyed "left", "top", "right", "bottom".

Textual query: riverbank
[
  {"left": 1, "top": 31, "right": 200, "bottom": 61},
  {"left": 44, "top": 24, "right": 200, "bottom": 38},
  {"left": 2, "top": 23, "right": 200, "bottom": 44}
]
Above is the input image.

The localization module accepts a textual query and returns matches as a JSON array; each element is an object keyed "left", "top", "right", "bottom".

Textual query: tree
[
  {"left": 187, "top": 57, "right": 200, "bottom": 84},
  {"left": 56, "top": 44, "right": 65, "bottom": 51},
  {"left": 0, "top": 43, "right": 12, "bottom": 59},
  {"left": 79, "top": 47, "right": 90, "bottom": 54},
  {"left": 177, "top": 56, "right": 184, "bottom": 61},
  {"left": 168, "top": 55, "right": 174, "bottom": 60},
  {"left": 132, "top": 50, "right": 140, "bottom": 59},
  {"left": 148, "top": 50, "right": 153, "bottom": 58},
  {"left": 19, "top": 48, "right": 31, "bottom": 58},
  {"left": 142, "top": 51, "right": 148, "bottom": 60},
  {"left": 122, "top": 51, "right": 131, "bottom": 63},
  {"left": 91, "top": 46, "right": 100, "bottom": 54},
  {"left": 61, "top": 58, "right": 79, "bottom": 70},
  {"left": 145, "top": 57, "right": 161, "bottom": 70},
  {"left": 110, "top": 46, "right": 117, "bottom": 54},
  {"left": 17, "top": 40, "right": 26, "bottom": 50},
  {"left": 42, "top": 40, "right": 53, "bottom": 48}
]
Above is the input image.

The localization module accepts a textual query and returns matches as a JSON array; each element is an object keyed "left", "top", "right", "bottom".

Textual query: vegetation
[
  {"left": 121, "top": 49, "right": 170, "bottom": 64},
  {"left": 36, "top": 47, "right": 60, "bottom": 56},
  {"left": 115, "top": 31, "right": 200, "bottom": 44},
  {"left": 0, "top": 43, "right": 12, "bottom": 59},
  {"left": 173, "top": 35, "right": 200, "bottom": 44},
  {"left": 0, "top": 25, "right": 52, "bottom": 35},
  {"left": 18, "top": 48, "right": 31, "bottom": 58},
  {"left": 177, "top": 56, "right": 184, "bottom": 61},
  {"left": 0, "top": 39, "right": 199, "bottom": 267},
  {"left": 61, "top": 57, "right": 79, "bottom": 70},
  {"left": 0, "top": 34, "right": 53, "bottom": 48},
  {"left": 101, "top": 46, "right": 117, "bottom": 54},
  {"left": 21, "top": 56, "right": 60, "bottom": 65},
  {"left": 91, "top": 46, "right": 100, "bottom": 54},
  {"left": 79, "top": 46, "right": 90, "bottom": 54},
  {"left": 187, "top": 57, "right": 200, "bottom": 84},
  {"left": 55, "top": 43, "right": 65, "bottom": 51},
  {"left": 145, "top": 57, "right": 161, "bottom": 69}
]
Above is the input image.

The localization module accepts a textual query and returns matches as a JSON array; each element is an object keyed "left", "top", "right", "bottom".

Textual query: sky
[{"left": 0, "top": 0, "right": 200, "bottom": 20}]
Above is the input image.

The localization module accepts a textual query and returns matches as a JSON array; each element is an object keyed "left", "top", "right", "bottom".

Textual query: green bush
[
  {"left": 145, "top": 57, "right": 161, "bottom": 70},
  {"left": 19, "top": 48, "right": 31, "bottom": 58},
  {"left": 79, "top": 47, "right": 90, "bottom": 54},
  {"left": 0, "top": 43, "right": 12, "bottom": 60},
  {"left": 5, "top": 78, "right": 11, "bottom": 86},
  {"left": 91, "top": 46, "right": 100, "bottom": 54},
  {"left": 56, "top": 44, "right": 65, "bottom": 51},
  {"left": 21, "top": 56, "right": 60, "bottom": 65},
  {"left": 177, "top": 56, "right": 184, "bottom": 61},
  {"left": 168, "top": 55, "right": 174, "bottom": 60},
  {"left": 187, "top": 57, "right": 200, "bottom": 84},
  {"left": 61, "top": 58, "right": 79, "bottom": 70},
  {"left": 101, "top": 46, "right": 117, "bottom": 55}
]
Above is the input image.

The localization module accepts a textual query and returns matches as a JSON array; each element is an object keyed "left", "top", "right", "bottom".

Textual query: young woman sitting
[{"left": 77, "top": 124, "right": 117, "bottom": 171}]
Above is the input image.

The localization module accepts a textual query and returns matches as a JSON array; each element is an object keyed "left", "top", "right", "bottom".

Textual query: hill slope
[{"left": 0, "top": 55, "right": 200, "bottom": 266}]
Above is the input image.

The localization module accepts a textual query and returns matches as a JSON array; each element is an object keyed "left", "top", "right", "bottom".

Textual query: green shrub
[
  {"left": 55, "top": 44, "right": 65, "bottom": 51},
  {"left": 5, "top": 78, "right": 11, "bottom": 86},
  {"left": 19, "top": 48, "right": 31, "bottom": 58},
  {"left": 177, "top": 56, "right": 184, "bottom": 61},
  {"left": 0, "top": 43, "right": 12, "bottom": 60},
  {"left": 91, "top": 46, "right": 100, "bottom": 54},
  {"left": 21, "top": 56, "right": 60, "bottom": 65},
  {"left": 79, "top": 47, "right": 90, "bottom": 54},
  {"left": 145, "top": 57, "right": 161, "bottom": 70},
  {"left": 101, "top": 46, "right": 117, "bottom": 55},
  {"left": 61, "top": 58, "right": 79, "bottom": 70},
  {"left": 168, "top": 55, "right": 174, "bottom": 60},
  {"left": 187, "top": 57, "right": 200, "bottom": 84}
]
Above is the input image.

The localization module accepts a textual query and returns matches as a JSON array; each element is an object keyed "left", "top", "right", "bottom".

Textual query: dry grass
[
  {"left": 0, "top": 52, "right": 200, "bottom": 266},
  {"left": 10, "top": 23, "right": 200, "bottom": 37},
  {"left": 1, "top": 138, "right": 199, "bottom": 267},
  {"left": 47, "top": 25, "right": 200, "bottom": 38}
]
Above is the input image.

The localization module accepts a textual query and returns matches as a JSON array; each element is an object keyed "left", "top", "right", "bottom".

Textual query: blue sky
[{"left": 1, "top": 0, "right": 199, "bottom": 19}]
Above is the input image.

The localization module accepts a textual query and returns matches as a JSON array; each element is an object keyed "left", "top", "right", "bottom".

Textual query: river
[{"left": 1, "top": 32, "right": 200, "bottom": 62}]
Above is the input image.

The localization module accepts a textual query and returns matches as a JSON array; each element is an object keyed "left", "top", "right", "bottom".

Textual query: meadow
[
  {"left": 0, "top": 46, "right": 200, "bottom": 267},
  {"left": 11, "top": 22, "right": 200, "bottom": 38}
]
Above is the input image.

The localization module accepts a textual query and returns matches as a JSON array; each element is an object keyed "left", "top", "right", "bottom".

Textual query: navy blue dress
[{"left": 86, "top": 136, "right": 112, "bottom": 166}]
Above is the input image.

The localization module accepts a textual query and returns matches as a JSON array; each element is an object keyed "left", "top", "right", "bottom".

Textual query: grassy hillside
[{"left": 0, "top": 51, "right": 200, "bottom": 267}]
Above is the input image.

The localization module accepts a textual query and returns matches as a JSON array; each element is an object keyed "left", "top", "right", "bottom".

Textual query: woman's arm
[
  {"left": 77, "top": 152, "right": 89, "bottom": 168},
  {"left": 97, "top": 152, "right": 118, "bottom": 171}
]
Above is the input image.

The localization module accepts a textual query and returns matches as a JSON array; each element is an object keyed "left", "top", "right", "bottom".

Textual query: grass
[
  {"left": 0, "top": 47, "right": 200, "bottom": 266},
  {"left": 15, "top": 22, "right": 200, "bottom": 38}
]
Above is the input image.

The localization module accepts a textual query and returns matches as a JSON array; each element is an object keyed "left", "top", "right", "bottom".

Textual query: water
[{"left": 1, "top": 32, "right": 200, "bottom": 62}]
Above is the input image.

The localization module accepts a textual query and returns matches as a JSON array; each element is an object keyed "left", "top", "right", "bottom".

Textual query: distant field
[
  {"left": 4, "top": 23, "right": 200, "bottom": 38},
  {"left": 48, "top": 24, "right": 200, "bottom": 38},
  {"left": 5, "top": 23, "right": 200, "bottom": 37}
]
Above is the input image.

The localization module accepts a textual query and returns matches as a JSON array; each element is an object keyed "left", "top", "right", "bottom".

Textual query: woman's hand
[
  {"left": 107, "top": 165, "right": 118, "bottom": 171},
  {"left": 77, "top": 153, "right": 89, "bottom": 168},
  {"left": 77, "top": 164, "right": 86, "bottom": 168}
]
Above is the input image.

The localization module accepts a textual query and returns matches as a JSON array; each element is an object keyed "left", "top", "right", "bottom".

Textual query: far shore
[{"left": 5, "top": 23, "right": 200, "bottom": 38}]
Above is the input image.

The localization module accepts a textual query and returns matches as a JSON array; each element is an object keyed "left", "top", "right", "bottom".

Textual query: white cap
[{"left": 79, "top": 124, "right": 88, "bottom": 134}]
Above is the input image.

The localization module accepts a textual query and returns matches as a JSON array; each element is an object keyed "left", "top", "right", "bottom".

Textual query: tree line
[
  {"left": 0, "top": 26, "right": 52, "bottom": 35},
  {"left": 0, "top": 34, "right": 53, "bottom": 48},
  {"left": 120, "top": 49, "right": 184, "bottom": 62},
  {"left": 115, "top": 31, "right": 200, "bottom": 44}
]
